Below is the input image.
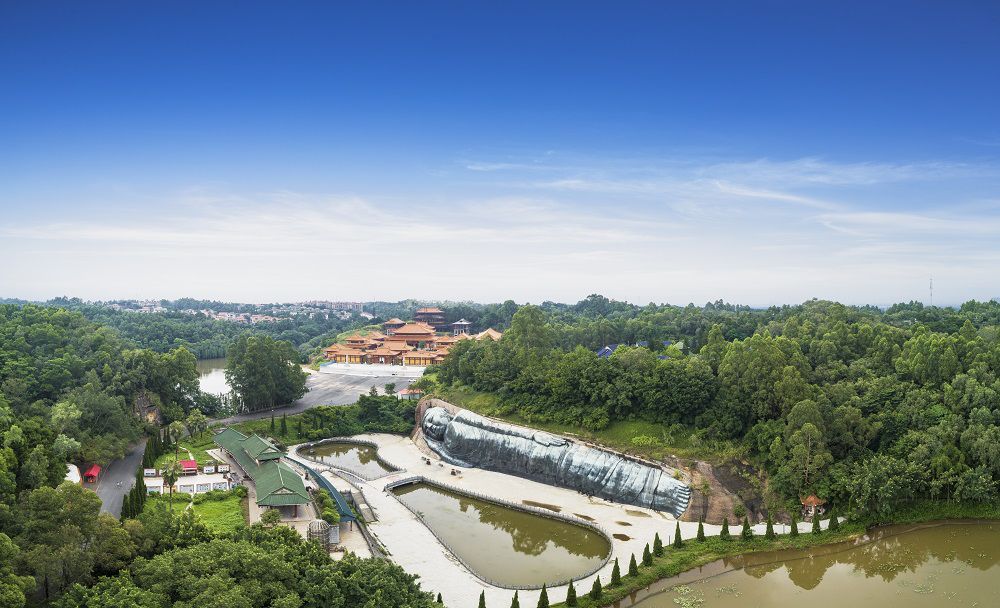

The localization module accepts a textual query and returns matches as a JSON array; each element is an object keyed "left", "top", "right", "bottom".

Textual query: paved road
[
  {"left": 94, "top": 438, "right": 147, "bottom": 517},
  {"left": 214, "top": 372, "right": 414, "bottom": 425}
]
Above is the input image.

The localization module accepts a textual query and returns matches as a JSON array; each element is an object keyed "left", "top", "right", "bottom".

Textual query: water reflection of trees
[
  {"left": 741, "top": 524, "right": 999, "bottom": 591},
  {"left": 454, "top": 494, "right": 609, "bottom": 559}
]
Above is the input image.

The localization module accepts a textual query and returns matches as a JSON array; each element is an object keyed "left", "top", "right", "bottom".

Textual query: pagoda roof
[
  {"left": 452, "top": 318, "right": 472, "bottom": 325},
  {"left": 475, "top": 328, "right": 503, "bottom": 341},
  {"left": 383, "top": 318, "right": 406, "bottom": 325},
  {"left": 416, "top": 307, "right": 444, "bottom": 313},
  {"left": 391, "top": 323, "right": 436, "bottom": 335},
  {"left": 801, "top": 495, "right": 827, "bottom": 507},
  {"left": 369, "top": 346, "right": 398, "bottom": 356}
]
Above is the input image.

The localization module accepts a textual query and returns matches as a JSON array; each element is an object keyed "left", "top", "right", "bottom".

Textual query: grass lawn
[
  {"left": 434, "top": 384, "right": 745, "bottom": 464},
  {"left": 153, "top": 432, "right": 221, "bottom": 470},
  {"left": 143, "top": 489, "right": 247, "bottom": 534},
  {"left": 232, "top": 413, "right": 312, "bottom": 445}
]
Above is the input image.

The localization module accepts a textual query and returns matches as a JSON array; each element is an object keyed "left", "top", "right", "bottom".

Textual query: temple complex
[{"left": 322, "top": 312, "right": 502, "bottom": 366}]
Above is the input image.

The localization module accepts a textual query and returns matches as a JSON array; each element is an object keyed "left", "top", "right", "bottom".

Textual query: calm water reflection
[
  {"left": 196, "top": 358, "right": 229, "bottom": 395},
  {"left": 393, "top": 482, "right": 610, "bottom": 587},
  {"left": 307, "top": 442, "right": 397, "bottom": 478},
  {"left": 621, "top": 521, "right": 1000, "bottom": 608}
]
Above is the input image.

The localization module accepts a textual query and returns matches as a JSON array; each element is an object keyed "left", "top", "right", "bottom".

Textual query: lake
[
  {"left": 392, "top": 481, "right": 610, "bottom": 587},
  {"left": 616, "top": 520, "right": 1000, "bottom": 608},
  {"left": 196, "top": 357, "right": 230, "bottom": 395}
]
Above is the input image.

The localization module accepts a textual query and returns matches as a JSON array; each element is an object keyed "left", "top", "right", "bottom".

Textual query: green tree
[
  {"left": 653, "top": 532, "right": 663, "bottom": 556},
  {"left": 812, "top": 514, "right": 821, "bottom": 535},
  {"left": 536, "top": 584, "right": 548, "bottom": 608},
  {"left": 166, "top": 421, "right": 186, "bottom": 461},
  {"left": 828, "top": 508, "right": 840, "bottom": 531},
  {"left": 185, "top": 408, "right": 208, "bottom": 439},
  {"left": 720, "top": 519, "right": 731, "bottom": 540},
  {"left": 261, "top": 508, "right": 281, "bottom": 527},
  {"left": 610, "top": 558, "right": 621, "bottom": 586},
  {"left": 510, "top": 590, "right": 519, "bottom": 608},
  {"left": 673, "top": 521, "right": 683, "bottom": 548},
  {"left": 589, "top": 576, "right": 602, "bottom": 600},
  {"left": 696, "top": 519, "right": 706, "bottom": 541},
  {"left": 765, "top": 515, "right": 775, "bottom": 539},
  {"left": 628, "top": 554, "right": 639, "bottom": 577},
  {"left": 790, "top": 513, "right": 799, "bottom": 537},
  {"left": 741, "top": 516, "right": 753, "bottom": 540},
  {"left": 478, "top": 590, "right": 486, "bottom": 608},
  {"left": 642, "top": 543, "right": 653, "bottom": 566},
  {"left": 161, "top": 460, "right": 181, "bottom": 513},
  {"left": 226, "top": 335, "right": 307, "bottom": 413},
  {"left": 565, "top": 580, "right": 577, "bottom": 606},
  {"left": 280, "top": 413, "right": 288, "bottom": 436}
]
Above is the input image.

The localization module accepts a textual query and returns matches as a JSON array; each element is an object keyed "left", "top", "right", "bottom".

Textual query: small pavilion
[
  {"left": 83, "top": 464, "right": 101, "bottom": 483},
  {"left": 801, "top": 495, "right": 827, "bottom": 519}
]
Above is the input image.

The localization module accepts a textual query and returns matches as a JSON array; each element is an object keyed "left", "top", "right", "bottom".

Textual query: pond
[
  {"left": 196, "top": 357, "right": 230, "bottom": 395},
  {"left": 392, "top": 481, "right": 610, "bottom": 587},
  {"left": 305, "top": 442, "right": 398, "bottom": 478},
  {"left": 616, "top": 520, "right": 1000, "bottom": 608}
]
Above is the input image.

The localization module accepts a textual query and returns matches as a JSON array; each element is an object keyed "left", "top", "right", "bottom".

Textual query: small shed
[
  {"left": 399, "top": 387, "right": 424, "bottom": 401},
  {"left": 178, "top": 459, "right": 199, "bottom": 475},
  {"left": 83, "top": 464, "right": 101, "bottom": 483},
  {"left": 801, "top": 495, "right": 827, "bottom": 518}
]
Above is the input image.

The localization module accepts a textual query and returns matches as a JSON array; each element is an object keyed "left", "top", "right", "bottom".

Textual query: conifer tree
[
  {"left": 673, "top": 521, "right": 683, "bottom": 548},
  {"left": 510, "top": 590, "right": 519, "bottom": 608},
  {"left": 812, "top": 514, "right": 822, "bottom": 535},
  {"left": 697, "top": 518, "right": 705, "bottom": 541},
  {"left": 610, "top": 558, "right": 621, "bottom": 586},
  {"left": 436, "top": 592, "right": 443, "bottom": 604},
  {"left": 790, "top": 513, "right": 799, "bottom": 537},
  {"left": 642, "top": 543, "right": 653, "bottom": 566},
  {"left": 653, "top": 532, "right": 664, "bottom": 556},
  {"left": 765, "top": 515, "right": 775, "bottom": 539},
  {"left": 720, "top": 518, "right": 731, "bottom": 540},
  {"left": 565, "top": 580, "right": 577, "bottom": 606},
  {"left": 628, "top": 554, "right": 638, "bottom": 577},
  {"left": 280, "top": 413, "right": 288, "bottom": 436},
  {"left": 828, "top": 508, "right": 840, "bottom": 531},
  {"left": 741, "top": 516, "right": 753, "bottom": 540},
  {"left": 479, "top": 590, "right": 486, "bottom": 608},
  {"left": 589, "top": 577, "right": 602, "bottom": 600},
  {"left": 270, "top": 413, "right": 275, "bottom": 432},
  {"left": 297, "top": 419, "right": 303, "bottom": 437},
  {"left": 536, "top": 585, "right": 548, "bottom": 608}
]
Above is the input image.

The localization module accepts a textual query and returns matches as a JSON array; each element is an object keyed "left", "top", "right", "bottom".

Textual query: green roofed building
[{"left": 214, "top": 427, "right": 311, "bottom": 516}]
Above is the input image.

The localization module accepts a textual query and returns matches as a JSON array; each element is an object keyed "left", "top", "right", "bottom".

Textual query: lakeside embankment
[{"left": 549, "top": 500, "right": 1000, "bottom": 608}]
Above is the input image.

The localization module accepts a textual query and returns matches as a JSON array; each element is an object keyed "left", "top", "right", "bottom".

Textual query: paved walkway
[{"left": 293, "top": 433, "right": 836, "bottom": 608}]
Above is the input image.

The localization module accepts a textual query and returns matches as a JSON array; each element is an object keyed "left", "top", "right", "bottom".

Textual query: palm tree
[
  {"left": 167, "top": 421, "right": 186, "bottom": 461},
  {"left": 162, "top": 459, "right": 182, "bottom": 513}
]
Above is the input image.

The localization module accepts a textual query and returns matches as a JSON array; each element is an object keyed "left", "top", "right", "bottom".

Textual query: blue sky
[{"left": 2, "top": 1, "right": 999, "bottom": 305}]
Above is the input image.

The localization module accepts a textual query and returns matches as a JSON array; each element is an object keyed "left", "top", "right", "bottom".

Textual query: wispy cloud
[{"left": 2, "top": 153, "right": 999, "bottom": 305}]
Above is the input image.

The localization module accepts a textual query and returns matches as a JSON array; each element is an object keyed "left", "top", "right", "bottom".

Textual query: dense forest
[
  {"left": 434, "top": 298, "right": 1000, "bottom": 518},
  {"left": 0, "top": 304, "right": 437, "bottom": 607},
  {"left": 6, "top": 298, "right": 365, "bottom": 359}
]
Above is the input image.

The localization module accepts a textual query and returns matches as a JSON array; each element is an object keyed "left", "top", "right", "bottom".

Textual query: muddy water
[
  {"left": 618, "top": 521, "right": 1000, "bottom": 608},
  {"left": 307, "top": 442, "right": 397, "bottom": 478},
  {"left": 196, "top": 357, "right": 230, "bottom": 395},
  {"left": 393, "top": 482, "right": 610, "bottom": 587}
]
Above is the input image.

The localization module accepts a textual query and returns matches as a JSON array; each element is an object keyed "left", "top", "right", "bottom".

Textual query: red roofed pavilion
[{"left": 84, "top": 464, "right": 101, "bottom": 482}]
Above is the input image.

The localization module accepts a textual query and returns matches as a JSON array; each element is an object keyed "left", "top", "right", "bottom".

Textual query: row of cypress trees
[
  {"left": 119, "top": 467, "right": 148, "bottom": 519},
  {"left": 467, "top": 509, "right": 842, "bottom": 607}
]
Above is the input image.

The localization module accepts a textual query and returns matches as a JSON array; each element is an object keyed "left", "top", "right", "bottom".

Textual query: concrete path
[
  {"left": 294, "top": 433, "right": 836, "bottom": 608},
  {"left": 95, "top": 438, "right": 147, "bottom": 517}
]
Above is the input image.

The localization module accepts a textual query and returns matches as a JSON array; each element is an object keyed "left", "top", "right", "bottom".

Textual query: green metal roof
[{"left": 213, "top": 428, "right": 310, "bottom": 506}]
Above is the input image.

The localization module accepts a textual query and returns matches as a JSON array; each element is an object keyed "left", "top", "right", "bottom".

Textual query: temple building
[
  {"left": 213, "top": 428, "right": 311, "bottom": 517},
  {"left": 414, "top": 307, "right": 446, "bottom": 330},
  {"left": 321, "top": 310, "right": 502, "bottom": 367},
  {"left": 452, "top": 319, "right": 472, "bottom": 335}
]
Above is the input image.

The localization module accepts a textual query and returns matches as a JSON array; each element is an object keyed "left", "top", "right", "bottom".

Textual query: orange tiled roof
[
  {"left": 383, "top": 318, "right": 406, "bottom": 325},
  {"left": 475, "top": 328, "right": 503, "bottom": 341},
  {"left": 416, "top": 307, "right": 444, "bottom": 313},
  {"left": 801, "top": 495, "right": 826, "bottom": 507},
  {"left": 391, "top": 323, "right": 436, "bottom": 336}
]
